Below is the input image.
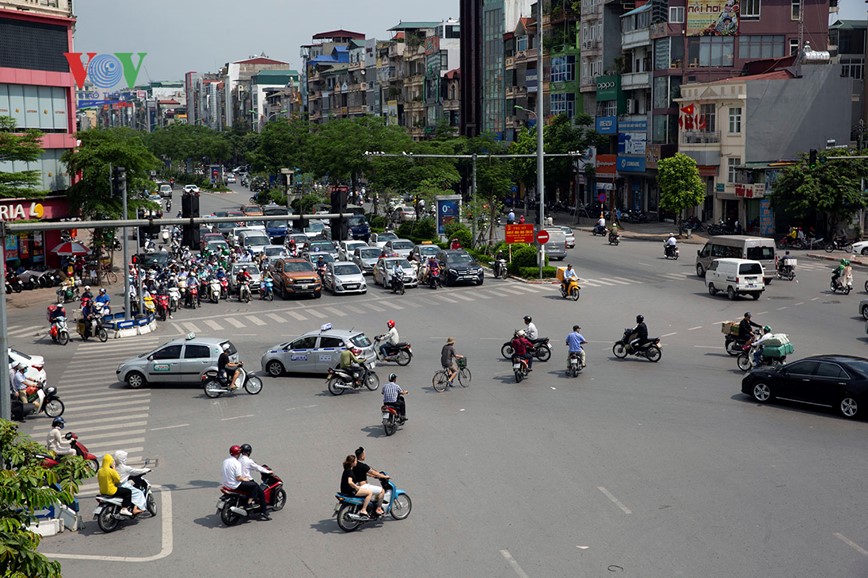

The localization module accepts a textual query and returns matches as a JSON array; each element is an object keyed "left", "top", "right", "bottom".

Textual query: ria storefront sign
[{"left": 0, "top": 201, "right": 47, "bottom": 221}]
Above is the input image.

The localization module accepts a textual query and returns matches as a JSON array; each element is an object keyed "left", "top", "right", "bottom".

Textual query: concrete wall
[{"left": 745, "top": 65, "right": 851, "bottom": 161}]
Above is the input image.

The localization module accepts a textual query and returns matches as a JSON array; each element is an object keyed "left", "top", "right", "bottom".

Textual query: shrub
[
  {"left": 370, "top": 215, "right": 388, "bottom": 230},
  {"left": 444, "top": 222, "right": 472, "bottom": 249},
  {"left": 518, "top": 266, "right": 558, "bottom": 278},
  {"left": 508, "top": 243, "right": 549, "bottom": 274},
  {"left": 397, "top": 217, "right": 437, "bottom": 243}
]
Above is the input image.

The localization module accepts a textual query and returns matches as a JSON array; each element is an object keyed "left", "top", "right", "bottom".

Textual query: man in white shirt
[
  {"left": 523, "top": 315, "right": 540, "bottom": 345},
  {"left": 222, "top": 445, "right": 270, "bottom": 520},
  {"left": 239, "top": 443, "right": 272, "bottom": 479},
  {"left": 594, "top": 214, "right": 606, "bottom": 235}
]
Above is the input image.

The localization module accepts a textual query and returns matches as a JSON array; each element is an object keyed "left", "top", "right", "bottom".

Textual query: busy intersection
[{"left": 8, "top": 185, "right": 868, "bottom": 577}]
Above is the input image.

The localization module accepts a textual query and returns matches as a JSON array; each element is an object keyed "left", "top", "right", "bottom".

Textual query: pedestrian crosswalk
[{"left": 19, "top": 336, "right": 160, "bottom": 498}]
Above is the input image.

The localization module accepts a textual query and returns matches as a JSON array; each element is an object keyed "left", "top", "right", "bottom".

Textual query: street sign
[
  {"left": 505, "top": 224, "right": 535, "bottom": 244},
  {"left": 597, "top": 192, "right": 607, "bottom": 203},
  {"left": 536, "top": 229, "right": 550, "bottom": 244}
]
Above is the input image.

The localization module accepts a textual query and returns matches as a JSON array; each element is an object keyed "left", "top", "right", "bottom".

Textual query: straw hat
[{"left": 446, "top": 337, "right": 455, "bottom": 345}]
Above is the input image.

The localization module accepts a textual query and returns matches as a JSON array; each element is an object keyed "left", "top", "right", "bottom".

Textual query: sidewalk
[{"left": 549, "top": 213, "right": 709, "bottom": 244}]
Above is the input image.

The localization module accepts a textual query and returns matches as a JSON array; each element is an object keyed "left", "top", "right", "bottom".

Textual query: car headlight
[{"left": 449, "top": 269, "right": 458, "bottom": 275}]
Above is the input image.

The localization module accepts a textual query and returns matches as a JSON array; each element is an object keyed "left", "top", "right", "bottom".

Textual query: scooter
[
  {"left": 381, "top": 400, "right": 406, "bottom": 436},
  {"left": 592, "top": 223, "right": 607, "bottom": 236},
  {"left": 94, "top": 469, "right": 158, "bottom": 532},
  {"left": 167, "top": 286, "right": 181, "bottom": 312},
  {"left": 776, "top": 257, "right": 796, "bottom": 281},
  {"left": 427, "top": 268, "right": 441, "bottom": 289},
  {"left": 373, "top": 335, "right": 413, "bottom": 366},
  {"left": 326, "top": 360, "right": 380, "bottom": 395},
  {"left": 238, "top": 280, "right": 251, "bottom": 303},
  {"left": 6, "top": 272, "right": 23, "bottom": 293},
  {"left": 220, "top": 277, "right": 230, "bottom": 300},
  {"left": 512, "top": 355, "right": 531, "bottom": 383},
  {"left": 202, "top": 362, "right": 263, "bottom": 398},
  {"left": 155, "top": 293, "right": 170, "bottom": 321},
  {"left": 49, "top": 316, "right": 70, "bottom": 346},
  {"left": 26, "top": 383, "right": 65, "bottom": 418},
  {"left": 39, "top": 432, "right": 99, "bottom": 474},
  {"left": 209, "top": 278, "right": 222, "bottom": 304},
  {"left": 831, "top": 274, "right": 853, "bottom": 295},
  {"left": 560, "top": 277, "right": 581, "bottom": 301},
  {"left": 608, "top": 228, "right": 621, "bottom": 246},
  {"left": 737, "top": 344, "right": 788, "bottom": 372},
  {"left": 217, "top": 466, "right": 285, "bottom": 526},
  {"left": 143, "top": 294, "right": 156, "bottom": 316},
  {"left": 260, "top": 278, "right": 274, "bottom": 301},
  {"left": 77, "top": 310, "right": 108, "bottom": 342},
  {"left": 567, "top": 351, "right": 583, "bottom": 377},
  {"left": 391, "top": 271, "right": 405, "bottom": 295},
  {"left": 56, "top": 282, "right": 80, "bottom": 303},
  {"left": 335, "top": 472, "right": 411, "bottom": 532},
  {"left": 664, "top": 243, "right": 679, "bottom": 260},
  {"left": 612, "top": 329, "right": 662, "bottom": 362},
  {"left": 185, "top": 284, "right": 198, "bottom": 308},
  {"left": 492, "top": 257, "right": 507, "bottom": 279},
  {"left": 500, "top": 336, "right": 552, "bottom": 361}
]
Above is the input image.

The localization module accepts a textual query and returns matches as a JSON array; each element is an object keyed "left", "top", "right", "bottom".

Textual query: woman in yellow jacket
[{"left": 97, "top": 454, "right": 143, "bottom": 516}]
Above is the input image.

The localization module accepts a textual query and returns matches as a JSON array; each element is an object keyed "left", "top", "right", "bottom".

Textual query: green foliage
[
  {"left": 397, "top": 217, "right": 437, "bottom": 243},
  {"left": 771, "top": 149, "right": 868, "bottom": 233},
  {"left": 62, "top": 128, "right": 160, "bottom": 220},
  {"left": 146, "top": 124, "right": 230, "bottom": 166},
  {"left": 252, "top": 188, "right": 286, "bottom": 206},
  {"left": 291, "top": 192, "right": 324, "bottom": 214},
  {"left": 369, "top": 215, "right": 388, "bottom": 230},
  {"left": 518, "top": 266, "right": 557, "bottom": 278},
  {"left": 508, "top": 243, "right": 541, "bottom": 272},
  {"left": 444, "top": 222, "right": 472, "bottom": 248},
  {"left": 250, "top": 118, "right": 310, "bottom": 175},
  {"left": 657, "top": 153, "right": 705, "bottom": 217},
  {"left": 0, "top": 419, "right": 92, "bottom": 578},
  {"left": 0, "top": 116, "right": 46, "bottom": 199}
]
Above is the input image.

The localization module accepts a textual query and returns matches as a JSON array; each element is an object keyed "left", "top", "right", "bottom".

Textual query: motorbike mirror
[
  {"left": 64, "top": 432, "right": 73, "bottom": 440},
  {"left": 697, "top": 250, "right": 701, "bottom": 256}
]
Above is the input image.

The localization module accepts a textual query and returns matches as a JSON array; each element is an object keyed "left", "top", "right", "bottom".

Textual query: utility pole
[
  {"left": 536, "top": 0, "right": 546, "bottom": 279},
  {"left": 0, "top": 222, "right": 8, "bottom": 421},
  {"left": 118, "top": 166, "right": 131, "bottom": 320},
  {"left": 471, "top": 153, "right": 477, "bottom": 248}
]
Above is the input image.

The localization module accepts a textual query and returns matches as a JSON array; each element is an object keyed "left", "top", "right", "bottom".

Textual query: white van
[
  {"left": 695, "top": 235, "right": 776, "bottom": 284},
  {"left": 704, "top": 258, "right": 765, "bottom": 300}
]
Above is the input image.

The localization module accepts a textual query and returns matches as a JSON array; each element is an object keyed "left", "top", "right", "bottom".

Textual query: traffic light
[
  {"left": 809, "top": 149, "right": 818, "bottom": 167},
  {"left": 111, "top": 166, "right": 127, "bottom": 197}
]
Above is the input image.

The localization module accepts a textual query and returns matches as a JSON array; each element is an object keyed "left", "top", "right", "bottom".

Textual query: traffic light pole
[
  {"left": 0, "top": 223, "right": 9, "bottom": 421},
  {"left": 120, "top": 167, "right": 131, "bottom": 321}
]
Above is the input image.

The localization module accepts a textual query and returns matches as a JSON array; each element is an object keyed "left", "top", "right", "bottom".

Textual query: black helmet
[
  {"left": 744, "top": 312, "right": 752, "bottom": 318},
  {"left": 636, "top": 314, "right": 644, "bottom": 324},
  {"left": 523, "top": 315, "right": 532, "bottom": 323},
  {"left": 52, "top": 417, "right": 65, "bottom": 428},
  {"left": 388, "top": 373, "right": 397, "bottom": 382},
  {"left": 240, "top": 443, "right": 252, "bottom": 456}
]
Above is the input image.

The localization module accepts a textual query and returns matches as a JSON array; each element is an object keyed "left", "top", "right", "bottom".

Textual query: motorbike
[
  {"left": 391, "top": 271, "right": 405, "bottom": 295},
  {"left": 567, "top": 351, "right": 583, "bottom": 377},
  {"left": 6, "top": 272, "right": 23, "bottom": 293},
  {"left": 25, "top": 383, "right": 65, "bottom": 418},
  {"left": 94, "top": 469, "right": 158, "bottom": 532},
  {"left": 143, "top": 238, "right": 156, "bottom": 254},
  {"left": 217, "top": 466, "right": 285, "bottom": 526},
  {"left": 260, "top": 278, "right": 274, "bottom": 301},
  {"left": 592, "top": 223, "right": 607, "bottom": 236},
  {"left": 608, "top": 228, "right": 621, "bottom": 246},
  {"left": 326, "top": 360, "right": 380, "bottom": 395},
  {"left": 381, "top": 401, "right": 406, "bottom": 436},
  {"left": 664, "top": 243, "right": 679, "bottom": 260},
  {"left": 165, "top": 198, "right": 172, "bottom": 212},
  {"left": 220, "top": 277, "right": 230, "bottom": 300},
  {"left": 155, "top": 293, "right": 170, "bottom": 321},
  {"left": 612, "top": 329, "right": 662, "bottom": 362},
  {"left": 185, "top": 284, "right": 198, "bottom": 308},
  {"left": 501, "top": 336, "right": 552, "bottom": 361},
  {"left": 831, "top": 274, "right": 853, "bottom": 295},
  {"left": 776, "top": 256, "right": 796, "bottom": 281},
  {"left": 492, "top": 258, "right": 507, "bottom": 279},
  {"left": 202, "top": 362, "right": 263, "bottom": 398},
  {"left": 143, "top": 294, "right": 156, "bottom": 316},
  {"left": 238, "top": 280, "right": 251, "bottom": 303},
  {"left": 335, "top": 472, "right": 411, "bottom": 532},
  {"left": 374, "top": 335, "right": 413, "bottom": 366},
  {"left": 39, "top": 432, "right": 99, "bottom": 474},
  {"left": 49, "top": 316, "right": 70, "bottom": 346},
  {"left": 56, "top": 283, "right": 80, "bottom": 303},
  {"left": 167, "top": 286, "right": 181, "bottom": 312},
  {"left": 77, "top": 310, "right": 108, "bottom": 342},
  {"left": 824, "top": 237, "right": 853, "bottom": 253},
  {"left": 512, "top": 355, "right": 531, "bottom": 383},
  {"left": 209, "top": 278, "right": 222, "bottom": 304},
  {"left": 724, "top": 331, "right": 756, "bottom": 357},
  {"left": 560, "top": 277, "right": 581, "bottom": 301},
  {"left": 427, "top": 268, "right": 441, "bottom": 289},
  {"left": 737, "top": 344, "right": 789, "bottom": 372}
]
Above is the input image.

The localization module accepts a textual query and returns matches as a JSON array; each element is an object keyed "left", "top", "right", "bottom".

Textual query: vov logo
[{"left": 63, "top": 52, "right": 147, "bottom": 89}]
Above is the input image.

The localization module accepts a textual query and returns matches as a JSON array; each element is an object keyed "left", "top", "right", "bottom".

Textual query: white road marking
[
  {"left": 434, "top": 294, "right": 459, "bottom": 303},
  {"left": 67, "top": 398, "right": 149, "bottom": 412},
  {"left": 221, "top": 414, "right": 255, "bottom": 421},
  {"left": 8, "top": 326, "right": 41, "bottom": 337},
  {"left": 834, "top": 532, "right": 868, "bottom": 556},
  {"left": 182, "top": 322, "right": 201, "bottom": 333},
  {"left": 608, "top": 277, "right": 633, "bottom": 285},
  {"left": 246, "top": 315, "right": 266, "bottom": 326},
  {"left": 29, "top": 413, "right": 149, "bottom": 432},
  {"left": 776, "top": 306, "right": 788, "bottom": 311},
  {"left": 638, "top": 262, "right": 652, "bottom": 267},
  {"left": 226, "top": 317, "right": 246, "bottom": 328},
  {"left": 598, "top": 486, "right": 632, "bottom": 514},
  {"left": 345, "top": 305, "right": 366, "bottom": 314},
  {"left": 811, "top": 297, "right": 820, "bottom": 301},
  {"left": 587, "top": 278, "right": 616, "bottom": 286},
  {"left": 474, "top": 292, "right": 491, "bottom": 299},
  {"left": 483, "top": 291, "right": 510, "bottom": 297},
  {"left": 688, "top": 326, "right": 703, "bottom": 331},
  {"left": 794, "top": 302, "right": 804, "bottom": 306},
  {"left": 757, "top": 311, "right": 768, "bottom": 315},
  {"left": 499, "top": 550, "right": 530, "bottom": 578},
  {"left": 378, "top": 301, "right": 404, "bottom": 310},
  {"left": 693, "top": 345, "right": 723, "bottom": 349},
  {"left": 266, "top": 313, "right": 285, "bottom": 323},
  {"left": 363, "top": 302, "right": 386, "bottom": 312},
  {"left": 499, "top": 287, "right": 531, "bottom": 294},
  {"left": 45, "top": 486, "right": 173, "bottom": 562},
  {"left": 88, "top": 440, "right": 145, "bottom": 453},
  {"left": 660, "top": 332, "right": 678, "bottom": 338},
  {"left": 323, "top": 306, "right": 347, "bottom": 317},
  {"left": 450, "top": 293, "right": 475, "bottom": 302},
  {"left": 307, "top": 308, "right": 327, "bottom": 318},
  {"left": 149, "top": 423, "right": 190, "bottom": 431},
  {"left": 78, "top": 429, "right": 146, "bottom": 442},
  {"left": 285, "top": 310, "right": 307, "bottom": 321},
  {"left": 204, "top": 319, "right": 223, "bottom": 331}
]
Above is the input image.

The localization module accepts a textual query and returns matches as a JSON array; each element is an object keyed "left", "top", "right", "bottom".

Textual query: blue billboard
[
  {"left": 595, "top": 116, "right": 617, "bottom": 135},
  {"left": 617, "top": 156, "right": 646, "bottom": 173},
  {"left": 436, "top": 195, "right": 462, "bottom": 235}
]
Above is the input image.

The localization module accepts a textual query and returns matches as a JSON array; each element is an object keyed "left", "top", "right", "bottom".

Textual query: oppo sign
[{"left": 596, "top": 81, "right": 616, "bottom": 90}]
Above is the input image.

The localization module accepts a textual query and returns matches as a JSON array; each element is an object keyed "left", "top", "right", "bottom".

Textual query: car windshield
[
  {"left": 246, "top": 236, "right": 269, "bottom": 247},
  {"left": 311, "top": 242, "right": 333, "bottom": 250},
  {"left": 379, "top": 232, "right": 398, "bottom": 241},
  {"left": 449, "top": 253, "right": 473, "bottom": 264},
  {"left": 311, "top": 253, "right": 334, "bottom": 263},
  {"left": 216, "top": 222, "right": 234, "bottom": 231},
  {"left": 264, "top": 207, "right": 289, "bottom": 216},
  {"left": 306, "top": 222, "right": 324, "bottom": 232},
  {"left": 264, "top": 246, "right": 285, "bottom": 256},
  {"left": 419, "top": 246, "right": 438, "bottom": 255},
  {"left": 359, "top": 248, "right": 380, "bottom": 258},
  {"left": 283, "top": 261, "right": 315, "bottom": 273},
  {"left": 386, "top": 259, "right": 412, "bottom": 268},
  {"left": 220, "top": 341, "right": 237, "bottom": 356},
  {"left": 392, "top": 241, "right": 413, "bottom": 249},
  {"left": 334, "top": 264, "right": 361, "bottom": 275},
  {"left": 11, "top": 349, "right": 30, "bottom": 360},
  {"left": 348, "top": 216, "right": 367, "bottom": 226},
  {"left": 350, "top": 333, "right": 372, "bottom": 348},
  {"left": 747, "top": 246, "right": 775, "bottom": 260},
  {"left": 267, "top": 220, "right": 288, "bottom": 228},
  {"left": 247, "top": 220, "right": 265, "bottom": 227}
]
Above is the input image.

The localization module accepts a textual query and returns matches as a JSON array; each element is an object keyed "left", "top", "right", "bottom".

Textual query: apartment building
[{"left": 223, "top": 54, "right": 290, "bottom": 129}]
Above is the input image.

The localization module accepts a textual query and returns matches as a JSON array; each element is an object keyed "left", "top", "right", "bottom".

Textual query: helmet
[
  {"left": 744, "top": 312, "right": 752, "bottom": 318},
  {"left": 99, "top": 288, "right": 106, "bottom": 294},
  {"left": 240, "top": 443, "right": 252, "bottom": 456},
  {"left": 388, "top": 373, "right": 397, "bottom": 382},
  {"left": 52, "top": 417, "right": 65, "bottom": 428},
  {"left": 566, "top": 264, "right": 572, "bottom": 269},
  {"left": 517, "top": 330, "right": 526, "bottom": 337},
  {"left": 387, "top": 320, "right": 395, "bottom": 329},
  {"left": 523, "top": 315, "right": 532, "bottom": 323},
  {"left": 84, "top": 285, "right": 91, "bottom": 291},
  {"left": 636, "top": 315, "right": 644, "bottom": 324},
  {"left": 229, "top": 445, "right": 241, "bottom": 456},
  {"left": 844, "top": 259, "right": 851, "bottom": 266},
  {"left": 840, "top": 259, "right": 848, "bottom": 265},
  {"left": 763, "top": 325, "right": 772, "bottom": 333}
]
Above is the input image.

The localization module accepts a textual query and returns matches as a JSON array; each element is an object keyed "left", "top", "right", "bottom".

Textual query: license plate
[
  {"left": 382, "top": 413, "right": 390, "bottom": 419},
  {"left": 333, "top": 502, "right": 341, "bottom": 513},
  {"left": 301, "top": 284, "right": 310, "bottom": 289},
  {"left": 93, "top": 506, "right": 102, "bottom": 516},
  {"left": 346, "top": 285, "right": 358, "bottom": 289},
  {"left": 513, "top": 363, "right": 521, "bottom": 369},
  {"left": 216, "top": 500, "right": 225, "bottom": 509}
]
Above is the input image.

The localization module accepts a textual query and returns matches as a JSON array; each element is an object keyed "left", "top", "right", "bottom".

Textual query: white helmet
[{"left": 517, "top": 330, "right": 526, "bottom": 337}]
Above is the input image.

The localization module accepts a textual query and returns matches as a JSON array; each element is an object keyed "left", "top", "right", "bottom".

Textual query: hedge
[{"left": 517, "top": 266, "right": 558, "bottom": 278}]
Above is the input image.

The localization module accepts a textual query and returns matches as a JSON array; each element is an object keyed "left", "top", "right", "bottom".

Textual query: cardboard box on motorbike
[{"left": 556, "top": 266, "right": 568, "bottom": 282}]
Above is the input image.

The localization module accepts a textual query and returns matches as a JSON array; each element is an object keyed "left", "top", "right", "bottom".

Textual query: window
[
  {"left": 517, "top": 36, "right": 528, "bottom": 52},
  {"left": 815, "top": 363, "right": 848, "bottom": 379},
  {"left": 654, "top": 38, "right": 671, "bottom": 70},
  {"left": 746, "top": 246, "right": 774, "bottom": 260},
  {"left": 728, "top": 157, "right": 741, "bottom": 183},
  {"left": 596, "top": 99, "right": 617, "bottom": 116},
  {"left": 290, "top": 336, "right": 318, "bottom": 350},
  {"left": 653, "top": 76, "right": 669, "bottom": 109},
  {"left": 791, "top": 0, "right": 800, "bottom": 20},
  {"left": 741, "top": 0, "right": 760, "bottom": 18},
  {"left": 184, "top": 345, "right": 212, "bottom": 359},
  {"left": 785, "top": 361, "right": 818, "bottom": 376},
  {"left": 551, "top": 93, "right": 576, "bottom": 117},
  {"left": 319, "top": 337, "right": 345, "bottom": 349},
  {"left": 738, "top": 35, "right": 785, "bottom": 60},
  {"left": 842, "top": 57, "right": 865, "bottom": 80},
  {"left": 700, "top": 103, "right": 716, "bottom": 132},
  {"left": 550, "top": 55, "right": 576, "bottom": 82},
  {"left": 698, "top": 37, "right": 734, "bottom": 67},
  {"left": 152, "top": 345, "right": 182, "bottom": 360},
  {"left": 728, "top": 107, "right": 742, "bottom": 134},
  {"left": 669, "top": 6, "right": 685, "bottom": 23},
  {"left": 789, "top": 39, "right": 800, "bottom": 55}
]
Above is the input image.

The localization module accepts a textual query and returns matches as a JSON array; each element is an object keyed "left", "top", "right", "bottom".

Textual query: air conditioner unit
[{"left": 625, "top": 98, "right": 637, "bottom": 114}]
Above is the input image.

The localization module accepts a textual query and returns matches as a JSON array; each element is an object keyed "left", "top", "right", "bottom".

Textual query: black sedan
[
  {"left": 436, "top": 250, "right": 484, "bottom": 286},
  {"left": 741, "top": 355, "right": 868, "bottom": 419}
]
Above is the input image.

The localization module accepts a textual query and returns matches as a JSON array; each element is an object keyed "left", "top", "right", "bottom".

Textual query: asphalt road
[{"left": 10, "top": 185, "right": 868, "bottom": 577}]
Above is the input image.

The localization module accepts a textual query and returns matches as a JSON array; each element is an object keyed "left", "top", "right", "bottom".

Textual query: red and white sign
[
  {"left": 536, "top": 230, "right": 550, "bottom": 244},
  {"left": 734, "top": 183, "right": 766, "bottom": 199},
  {"left": 505, "top": 224, "right": 535, "bottom": 244}
]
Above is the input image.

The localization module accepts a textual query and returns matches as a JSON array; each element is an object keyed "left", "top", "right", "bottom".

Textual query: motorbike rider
[
  {"left": 392, "top": 260, "right": 405, "bottom": 285},
  {"left": 315, "top": 255, "right": 327, "bottom": 278},
  {"left": 340, "top": 346, "right": 366, "bottom": 385},
  {"left": 114, "top": 449, "right": 148, "bottom": 511},
  {"left": 378, "top": 320, "right": 400, "bottom": 359},
  {"left": 95, "top": 287, "right": 111, "bottom": 313},
  {"left": 98, "top": 453, "right": 142, "bottom": 517},
  {"left": 507, "top": 209, "right": 516, "bottom": 225},
  {"left": 628, "top": 315, "right": 650, "bottom": 350},
  {"left": 238, "top": 443, "right": 273, "bottom": 480},
  {"left": 511, "top": 330, "right": 534, "bottom": 371},
  {"left": 382, "top": 373, "right": 408, "bottom": 422},
  {"left": 832, "top": 259, "right": 853, "bottom": 290},
  {"left": 752, "top": 325, "right": 775, "bottom": 366},
  {"left": 427, "top": 256, "right": 440, "bottom": 282},
  {"left": 352, "top": 447, "right": 389, "bottom": 516},
  {"left": 441, "top": 336, "right": 463, "bottom": 386},
  {"left": 218, "top": 342, "right": 242, "bottom": 390},
  {"left": 565, "top": 325, "right": 588, "bottom": 368},
  {"left": 46, "top": 417, "right": 75, "bottom": 456},
  {"left": 664, "top": 233, "right": 677, "bottom": 256},
  {"left": 81, "top": 285, "right": 93, "bottom": 301},
  {"left": 561, "top": 265, "right": 578, "bottom": 296},
  {"left": 222, "top": 445, "right": 270, "bottom": 521},
  {"left": 523, "top": 315, "right": 540, "bottom": 346},
  {"left": 593, "top": 214, "right": 606, "bottom": 235},
  {"left": 738, "top": 312, "right": 762, "bottom": 350},
  {"left": 341, "top": 454, "right": 379, "bottom": 519},
  {"left": 49, "top": 301, "right": 66, "bottom": 324}
]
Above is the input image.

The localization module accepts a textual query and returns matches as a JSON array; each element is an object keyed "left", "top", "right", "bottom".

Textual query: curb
[
  {"left": 573, "top": 227, "right": 706, "bottom": 244},
  {"left": 806, "top": 253, "right": 868, "bottom": 268}
]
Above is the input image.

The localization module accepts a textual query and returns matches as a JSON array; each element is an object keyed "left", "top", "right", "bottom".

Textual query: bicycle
[
  {"left": 432, "top": 357, "right": 471, "bottom": 392},
  {"left": 99, "top": 262, "right": 118, "bottom": 285}
]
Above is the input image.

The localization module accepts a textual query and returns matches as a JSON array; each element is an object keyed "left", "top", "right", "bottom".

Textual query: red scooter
[
  {"left": 216, "top": 466, "right": 286, "bottom": 526},
  {"left": 185, "top": 284, "right": 198, "bottom": 309},
  {"left": 39, "top": 432, "right": 99, "bottom": 475},
  {"left": 155, "top": 293, "right": 170, "bottom": 321}
]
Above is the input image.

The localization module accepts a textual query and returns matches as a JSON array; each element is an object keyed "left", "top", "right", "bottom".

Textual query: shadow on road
[
  {"left": 192, "top": 514, "right": 225, "bottom": 529},
  {"left": 360, "top": 424, "right": 388, "bottom": 438},
  {"left": 309, "top": 517, "right": 346, "bottom": 535}
]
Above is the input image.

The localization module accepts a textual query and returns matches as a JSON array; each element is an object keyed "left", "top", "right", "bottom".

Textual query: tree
[
  {"left": 0, "top": 116, "right": 46, "bottom": 199},
  {"left": 771, "top": 149, "right": 868, "bottom": 235},
  {"left": 0, "top": 419, "right": 92, "bottom": 578},
  {"left": 657, "top": 153, "right": 705, "bottom": 223},
  {"left": 249, "top": 118, "right": 310, "bottom": 176},
  {"left": 146, "top": 124, "right": 230, "bottom": 172}
]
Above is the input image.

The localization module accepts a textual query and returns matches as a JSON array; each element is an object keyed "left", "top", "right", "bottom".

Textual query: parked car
[
  {"left": 116, "top": 335, "right": 236, "bottom": 389},
  {"left": 353, "top": 246, "right": 382, "bottom": 275},
  {"left": 272, "top": 258, "right": 322, "bottom": 299},
  {"left": 384, "top": 239, "right": 415, "bottom": 258},
  {"left": 741, "top": 355, "right": 868, "bottom": 419},
  {"left": 373, "top": 257, "right": 418, "bottom": 289},
  {"left": 436, "top": 250, "right": 484, "bottom": 286},
  {"left": 559, "top": 226, "right": 576, "bottom": 248},
  {"left": 323, "top": 261, "right": 367, "bottom": 295},
  {"left": 391, "top": 206, "right": 417, "bottom": 223},
  {"left": 260, "top": 326, "right": 375, "bottom": 376}
]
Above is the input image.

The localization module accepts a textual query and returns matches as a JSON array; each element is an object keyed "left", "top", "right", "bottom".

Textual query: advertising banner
[
  {"left": 686, "top": 0, "right": 739, "bottom": 36},
  {"left": 66, "top": 52, "right": 148, "bottom": 109},
  {"left": 617, "top": 156, "right": 647, "bottom": 173},
  {"left": 596, "top": 154, "right": 617, "bottom": 176},
  {"left": 595, "top": 75, "right": 620, "bottom": 101},
  {"left": 596, "top": 116, "right": 617, "bottom": 135},
  {"left": 436, "top": 195, "right": 462, "bottom": 235},
  {"left": 5, "top": 234, "right": 18, "bottom": 260},
  {"left": 759, "top": 199, "right": 774, "bottom": 236},
  {"left": 505, "top": 224, "right": 535, "bottom": 244}
]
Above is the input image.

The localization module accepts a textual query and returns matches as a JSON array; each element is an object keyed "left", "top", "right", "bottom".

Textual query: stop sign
[{"left": 536, "top": 229, "right": 550, "bottom": 244}]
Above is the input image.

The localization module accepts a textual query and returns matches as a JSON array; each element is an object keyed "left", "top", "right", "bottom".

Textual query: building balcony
[
  {"left": 443, "top": 100, "right": 460, "bottom": 112},
  {"left": 505, "top": 86, "right": 529, "bottom": 99},
  {"left": 309, "top": 111, "right": 322, "bottom": 121},
  {"left": 621, "top": 28, "right": 651, "bottom": 50},
  {"left": 579, "top": 77, "right": 597, "bottom": 92},
  {"left": 2, "top": 0, "right": 72, "bottom": 16},
  {"left": 581, "top": 39, "right": 600, "bottom": 52},
  {"left": 349, "top": 105, "right": 364, "bottom": 115},
  {"left": 348, "top": 60, "right": 363, "bottom": 71},
  {"left": 621, "top": 71, "right": 650, "bottom": 90},
  {"left": 681, "top": 131, "right": 721, "bottom": 145},
  {"left": 506, "top": 56, "right": 516, "bottom": 69}
]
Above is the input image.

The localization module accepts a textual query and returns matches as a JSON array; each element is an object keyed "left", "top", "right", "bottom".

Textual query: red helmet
[
  {"left": 387, "top": 320, "right": 395, "bottom": 329},
  {"left": 229, "top": 445, "right": 241, "bottom": 456}
]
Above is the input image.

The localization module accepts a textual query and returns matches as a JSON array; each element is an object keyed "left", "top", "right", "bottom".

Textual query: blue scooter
[
  {"left": 334, "top": 472, "right": 412, "bottom": 532},
  {"left": 260, "top": 278, "right": 274, "bottom": 301}
]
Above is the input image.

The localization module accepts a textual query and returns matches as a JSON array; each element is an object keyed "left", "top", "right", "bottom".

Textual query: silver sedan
[{"left": 323, "top": 261, "right": 367, "bottom": 294}]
